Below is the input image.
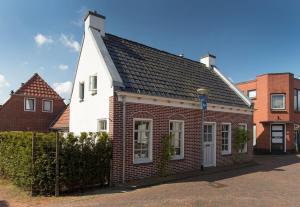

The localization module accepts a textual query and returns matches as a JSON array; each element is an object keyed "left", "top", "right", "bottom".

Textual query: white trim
[
  {"left": 89, "top": 27, "right": 124, "bottom": 87},
  {"left": 116, "top": 92, "right": 253, "bottom": 115},
  {"left": 213, "top": 66, "right": 251, "bottom": 107},
  {"left": 203, "top": 122, "right": 217, "bottom": 167},
  {"left": 133, "top": 118, "right": 153, "bottom": 164},
  {"left": 238, "top": 123, "right": 248, "bottom": 153},
  {"left": 169, "top": 120, "right": 184, "bottom": 160},
  {"left": 42, "top": 99, "right": 53, "bottom": 113},
  {"left": 221, "top": 122, "right": 232, "bottom": 155},
  {"left": 271, "top": 94, "right": 286, "bottom": 110},
  {"left": 24, "top": 97, "right": 36, "bottom": 112}
]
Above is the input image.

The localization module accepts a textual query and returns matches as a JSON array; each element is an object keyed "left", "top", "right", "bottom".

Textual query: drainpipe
[{"left": 121, "top": 95, "right": 126, "bottom": 184}]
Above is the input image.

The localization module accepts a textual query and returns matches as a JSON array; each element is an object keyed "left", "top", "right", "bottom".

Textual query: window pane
[
  {"left": 26, "top": 99, "right": 34, "bottom": 111},
  {"left": 43, "top": 101, "right": 52, "bottom": 112},
  {"left": 272, "top": 95, "right": 284, "bottom": 109},
  {"left": 248, "top": 90, "right": 256, "bottom": 99},
  {"left": 92, "top": 76, "right": 97, "bottom": 89},
  {"left": 170, "top": 121, "right": 184, "bottom": 157},
  {"left": 134, "top": 120, "right": 151, "bottom": 161}
]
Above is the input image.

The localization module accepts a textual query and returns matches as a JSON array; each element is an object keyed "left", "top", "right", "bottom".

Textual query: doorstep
[{"left": 118, "top": 161, "right": 257, "bottom": 190}]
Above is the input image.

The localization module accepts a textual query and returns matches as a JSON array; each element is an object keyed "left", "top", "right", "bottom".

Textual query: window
[
  {"left": 133, "top": 119, "right": 152, "bottom": 163},
  {"left": 271, "top": 94, "right": 285, "bottom": 110},
  {"left": 253, "top": 124, "right": 256, "bottom": 146},
  {"left": 79, "top": 82, "right": 84, "bottom": 101},
  {"left": 42, "top": 100, "right": 53, "bottom": 112},
  {"left": 238, "top": 123, "right": 247, "bottom": 153},
  {"left": 221, "top": 123, "right": 231, "bottom": 155},
  {"left": 169, "top": 120, "right": 184, "bottom": 159},
  {"left": 89, "top": 75, "right": 97, "bottom": 94},
  {"left": 98, "top": 119, "right": 107, "bottom": 132},
  {"left": 294, "top": 89, "right": 300, "bottom": 112},
  {"left": 248, "top": 90, "right": 256, "bottom": 99},
  {"left": 24, "top": 98, "right": 35, "bottom": 112}
]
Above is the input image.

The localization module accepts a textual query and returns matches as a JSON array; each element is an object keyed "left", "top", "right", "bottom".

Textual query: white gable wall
[{"left": 70, "top": 28, "right": 114, "bottom": 134}]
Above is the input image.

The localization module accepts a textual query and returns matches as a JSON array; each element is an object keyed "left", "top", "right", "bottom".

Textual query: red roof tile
[
  {"left": 51, "top": 105, "right": 69, "bottom": 130},
  {"left": 15, "top": 73, "right": 62, "bottom": 99}
]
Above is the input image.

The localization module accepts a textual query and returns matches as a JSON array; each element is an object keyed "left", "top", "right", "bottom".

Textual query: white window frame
[
  {"left": 238, "top": 123, "right": 248, "bottom": 153},
  {"left": 97, "top": 119, "right": 108, "bottom": 132},
  {"left": 248, "top": 90, "right": 256, "bottom": 99},
  {"left": 221, "top": 122, "right": 231, "bottom": 155},
  {"left": 79, "top": 82, "right": 85, "bottom": 102},
  {"left": 271, "top": 94, "right": 286, "bottom": 110},
  {"left": 24, "top": 98, "right": 36, "bottom": 112},
  {"left": 42, "top": 99, "right": 53, "bottom": 113},
  {"left": 133, "top": 118, "right": 153, "bottom": 164},
  {"left": 169, "top": 120, "right": 184, "bottom": 160},
  {"left": 253, "top": 124, "right": 257, "bottom": 146},
  {"left": 89, "top": 74, "right": 97, "bottom": 95}
]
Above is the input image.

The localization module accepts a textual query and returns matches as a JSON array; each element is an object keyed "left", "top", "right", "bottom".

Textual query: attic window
[
  {"left": 24, "top": 98, "right": 35, "bottom": 112},
  {"left": 43, "top": 100, "right": 53, "bottom": 112},
  {"left": 89, "top": 75, "right": 97, "bottom": 95},
  {"left": 79, "top": 82, "right": 85, "bottom": 101}
]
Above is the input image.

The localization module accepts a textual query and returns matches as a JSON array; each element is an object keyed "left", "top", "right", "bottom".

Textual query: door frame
[
  {"left": 203, "top": 122, "right": 217, "bottom": 167},
  {"left": 270, "top": 123, "right": 286, "bottom": 153}
]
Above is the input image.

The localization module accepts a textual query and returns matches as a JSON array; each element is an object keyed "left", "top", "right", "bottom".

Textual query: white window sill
[
  {"left": 171, "top": 155, "right": 184, "bottom": 160},
  {"left": 133, "top": 159, "right": 152, "bottom": 165},
  {"left": 221, "top": 152, "right": 231, "bottom": 156}
]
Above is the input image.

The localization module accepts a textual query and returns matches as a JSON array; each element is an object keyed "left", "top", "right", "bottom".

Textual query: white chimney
[
  {"left": 200, "top": 53, "right": 216, "bottom": 68},
  {"left": 84, "top": 10, "right": 106, "bottom": 36}
]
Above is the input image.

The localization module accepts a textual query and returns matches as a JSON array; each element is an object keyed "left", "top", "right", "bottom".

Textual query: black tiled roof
[{"left": 103, "top": 33, "right": 248, "bottom": 108}]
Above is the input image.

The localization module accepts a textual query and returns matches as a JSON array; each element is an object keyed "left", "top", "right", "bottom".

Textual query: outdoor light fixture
[{"left": 197, "top": 88, "right": 208, "bottom": 171}]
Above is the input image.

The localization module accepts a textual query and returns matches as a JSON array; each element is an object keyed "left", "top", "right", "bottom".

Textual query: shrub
[{"left": 158, "top": 134, "right": 174, "bottom": 177}]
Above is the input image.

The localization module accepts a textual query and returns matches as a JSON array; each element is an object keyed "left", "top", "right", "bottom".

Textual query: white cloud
[
  {"left": 60, "top": 34, "right": 80, "bottom": 52},
  {"left": 34, "top": 33, "right": 53, "bottom": 46},
  {"left": 58, "top": 64, "right": 69, "bottom": 71},
  {"left": 0, "top": 74, "right": 9, "bottom": 89},
  {"left": 53, "top": 81, "right": 73, "bottom": 98}
]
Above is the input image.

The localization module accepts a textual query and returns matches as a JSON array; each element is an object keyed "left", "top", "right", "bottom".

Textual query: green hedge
[{"left": 0, "top": 131, "right": 112, "bottom": 195}]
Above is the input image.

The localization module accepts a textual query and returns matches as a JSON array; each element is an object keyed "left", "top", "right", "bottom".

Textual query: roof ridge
[{"left": 105, "top": 33, "right": 208, "bottom": 67}]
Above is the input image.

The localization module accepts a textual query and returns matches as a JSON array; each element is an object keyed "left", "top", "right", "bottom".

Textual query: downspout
[{"left": 121, "top": 95, "right": 126, "bottom": 184}]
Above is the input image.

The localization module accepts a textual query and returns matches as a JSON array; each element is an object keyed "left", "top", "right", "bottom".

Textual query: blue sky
[{"left": 0, "top": 0, "right": 300, "bottom": 104}]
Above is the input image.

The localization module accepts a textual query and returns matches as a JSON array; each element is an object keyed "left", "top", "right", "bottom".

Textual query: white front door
[{"left": 203, "top": 123, "right": 216, "bottom": 167}]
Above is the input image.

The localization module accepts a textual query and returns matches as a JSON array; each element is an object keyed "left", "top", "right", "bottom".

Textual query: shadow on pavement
[{"left": 0, "top": 200, "right": 9, "bottom": 207}]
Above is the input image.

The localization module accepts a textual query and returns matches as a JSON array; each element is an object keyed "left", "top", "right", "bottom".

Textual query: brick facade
[
  {"left": 237, "top": 73, "right": 300, "bottom": 153},
  {"left": 110, "top": 96, "right": 253, "bottom": 184},
  {"left": 0, "top": 95, "right": 65, "bottom": 132}
]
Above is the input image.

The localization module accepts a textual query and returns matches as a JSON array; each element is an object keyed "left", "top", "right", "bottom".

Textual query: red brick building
[
  {"left": 70, "top": 11, "right": 254, "bottom": 184},
  {"left": 236, "top": 73, "right": 300, "bottom": 153},
  {"left": 0, "top": 73, "right": 66, "bottom": 132}
]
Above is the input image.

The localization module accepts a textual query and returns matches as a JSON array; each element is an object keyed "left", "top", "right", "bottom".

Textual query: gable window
[
  {"left": 42, "top": 100, "right": 53, "bottom": 112},
  {"left": 294, "top": 89, "right": 300, "bottom": 112},
  {"left": 169, "top": 120, "right": 184, "bottom": 159},
  {"left": 221, "top": 123, "right": 231, "bottom": 155},
  {"left": 24, "top": 98, "right": 35, "bottom": 112},
  {"left": 248, "top": 90, "right": 256, "bottom": 99},
  {"left": 238, "top": 123, "right": 248, "bottom": 153},
  {"left": 98, "top": 119, "right": 107, "bottom": 132},
  {"left": 271, "top": 94, "right": 285, "bottom": 110},
  {"left": 133, "top": 119, "right": 152, "bottom": 164},
  {"left": 89, "top": 75, "right": 97, "bottom": 95},
  {"left": 79, "top": 82, "right": 84, "bottom": 101}
]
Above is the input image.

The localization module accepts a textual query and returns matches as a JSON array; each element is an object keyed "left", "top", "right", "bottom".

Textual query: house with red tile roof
[
  {"left": 0, "top": 73, "right": 66, "bottom": 132},
  {"left": 51, "top": 105, "right": 69, "bottom": 132}
]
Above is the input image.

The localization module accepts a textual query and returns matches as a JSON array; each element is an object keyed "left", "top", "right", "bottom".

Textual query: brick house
[
  {"left": 0, "top": 73, "right": 66, "bottom": 132},
  {"left": 69, "top": 11, "right": 253, "bottom": 184},
  {"left": 236, "top": 73, "right": 300, "bottom": 153}
]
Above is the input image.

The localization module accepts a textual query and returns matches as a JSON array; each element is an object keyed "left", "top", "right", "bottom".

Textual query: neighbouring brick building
[
  {"left": 0, "top": 73, "right": 66, "bottom": 132},
  {"left": 236, "top": 73, "right": 300, "bottom": 153},
  {"left": 70, "top": 11, "right": 253, "bottom": 184}
]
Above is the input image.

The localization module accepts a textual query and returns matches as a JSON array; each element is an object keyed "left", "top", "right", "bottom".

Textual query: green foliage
[
  {"left": 158, "top": 134, "right": 174, "bottom": 177},
  {"left": 233, "top": 128, "right": 249, "bottom": 153},
  {"left": 0, "top": 131, "right": 112, "bottom": 195}
]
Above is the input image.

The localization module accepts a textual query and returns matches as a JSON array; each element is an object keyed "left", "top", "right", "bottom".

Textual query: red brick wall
[
  {"left": 0, "top": 95, "right": 66, "bottom": 132},
  {"left": 110, "top": 96, "right": 253, "bottom": 184}
]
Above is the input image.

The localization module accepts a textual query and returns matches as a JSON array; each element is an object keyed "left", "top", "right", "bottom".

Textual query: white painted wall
[{"left": 69, "top": 27, "right": 114, "bottom": 134}]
